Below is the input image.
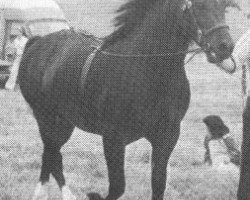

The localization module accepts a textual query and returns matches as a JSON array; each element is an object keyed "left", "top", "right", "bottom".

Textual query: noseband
[{"left": 181, "top": 0, "right": 236, "bottom": 73}]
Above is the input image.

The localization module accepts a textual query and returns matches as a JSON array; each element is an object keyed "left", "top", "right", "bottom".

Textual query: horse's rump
[{"left": 19, "top": 30, "right": 101, "bottom": 105}]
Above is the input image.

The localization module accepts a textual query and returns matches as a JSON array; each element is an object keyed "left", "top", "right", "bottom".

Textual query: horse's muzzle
[{"left": 205, "top": 40, "right": 234, "bottom": 64}]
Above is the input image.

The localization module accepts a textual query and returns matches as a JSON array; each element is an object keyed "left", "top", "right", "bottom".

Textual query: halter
[{"left": 182, "top": 0, "right": 229, "bottom": 49}]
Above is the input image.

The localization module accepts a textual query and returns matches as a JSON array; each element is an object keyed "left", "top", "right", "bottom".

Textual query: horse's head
[{"left": 179, "top": 0, "right": 234, "bottom": 64}]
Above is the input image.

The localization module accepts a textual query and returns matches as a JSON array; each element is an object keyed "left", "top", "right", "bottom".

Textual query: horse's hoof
[
  {"left": 62, "top": 186, "right": 78, "bottom": 200},
  {"left": 204, "top": 159, "right": 212, "bottom": 166},
  {"left": 32, "top": 182, "right": 48, "bottom": 200},
  {"left": 87, "top": 192, "right": 105, "bottom": 200}
]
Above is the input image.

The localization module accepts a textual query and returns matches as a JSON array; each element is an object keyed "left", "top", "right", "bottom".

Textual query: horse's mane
[{"left": 102, "top": 0, "right": 159, "bottom": 49}]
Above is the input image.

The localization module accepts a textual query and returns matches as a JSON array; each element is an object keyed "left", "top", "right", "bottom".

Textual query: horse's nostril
[
  {"left": 217, "top": 42, "right": 234, "bottom": 54},
  {"left": 229, "top": 43, "right": 234, "bottom": 54}
]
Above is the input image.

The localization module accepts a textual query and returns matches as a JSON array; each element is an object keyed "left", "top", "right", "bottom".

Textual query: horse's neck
[
  {"left": 106, "top": 29, "right": 190, "bottom": 66},
  {"left": 107, "top": 2, "right": 190, "bottom": 58}
]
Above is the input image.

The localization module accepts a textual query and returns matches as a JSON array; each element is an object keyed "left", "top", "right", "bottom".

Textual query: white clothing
[
  {"left": 5, "top": 55, "right": 22, "bottom": 90},
  {"left": 231, "top": 29, "right": 250, "bottom": 96},
  {"left": 5, "top": 36, "right": 28, "bottom": 90},
  {"left": 218, "top": 29, "right": 250, "bottom": 73},
  {"left": 233, "top": 29, "right": 250, "bottom": 67},
  {"left": 14, "top": 36, "right": 28, "bottom": 56}
]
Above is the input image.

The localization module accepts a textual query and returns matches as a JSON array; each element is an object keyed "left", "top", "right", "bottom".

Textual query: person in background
[
  {"left": 5, "top": 35, "right": 17, "bottom": 62},
  {"left": 230, "top": 28, "right": 250, "bottom": 198},
  {"left": 203, "top": 115, "right": 241, "bottom": 166},
  {"left": 5, "top": 27, "right": 28, "bottom": 90}
]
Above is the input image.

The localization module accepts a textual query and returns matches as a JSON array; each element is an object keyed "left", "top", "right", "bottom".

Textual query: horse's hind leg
[
  {"left": 88, "top": 135, "right": 126, "bottom": 200},
  {"left": 32, "top": 111, "right": 55, "bottom": 200},
  {"left": 32, "top": 110, "right": 76, "bottom": 200}
]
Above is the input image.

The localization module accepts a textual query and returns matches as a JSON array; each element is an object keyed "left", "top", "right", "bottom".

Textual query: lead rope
[
  {"left": 184, "top": 48, "right": 203, "bottom": 65},
  {"left": 96, "top": 46, "right": 203, "bottom": 58}
]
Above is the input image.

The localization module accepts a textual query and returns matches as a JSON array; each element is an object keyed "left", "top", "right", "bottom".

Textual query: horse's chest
[{"left": 80, "top": 58, "right": 190, "bottom": 132}]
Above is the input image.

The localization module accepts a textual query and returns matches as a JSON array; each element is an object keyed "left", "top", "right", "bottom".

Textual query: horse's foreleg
[
  {"left": 88, "top": 134, "right": 126, "bottom": 200},
  {"left": 149, "top": 123, "right": 180, "bottom": 200},
  {"left": 104, "top": 135, "right": 126, "bottom": 200},
  {"left": 238, "top": 97, "right": 250, "bottom": 200}
]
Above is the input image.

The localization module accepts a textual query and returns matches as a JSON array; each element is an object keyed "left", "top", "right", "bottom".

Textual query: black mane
[{"left": 102, "top": 0, "right": 158, "bottom": 49}]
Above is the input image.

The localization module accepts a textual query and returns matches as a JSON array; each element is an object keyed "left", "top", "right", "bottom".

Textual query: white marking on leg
[
  {"left": 62, "top": 185, "right": 77, "bottom": 200},
  {"left": 32, "top": 182, "right": 48, "bottom": 200}
]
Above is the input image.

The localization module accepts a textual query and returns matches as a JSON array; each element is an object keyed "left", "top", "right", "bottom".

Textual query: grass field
[{"left": 0, "top": 1, "right": 249, "bottom": 200}]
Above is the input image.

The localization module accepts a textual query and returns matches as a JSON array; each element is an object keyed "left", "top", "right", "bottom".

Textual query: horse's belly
[
  {"left": 57, "top": 100, "right": 144, "bottom": 142},
  {"left": 57, "top": 81, "right": 190, "bottom": 138},
  {"left": 58, "top": 103, "right": 100, "bottom": 134}
]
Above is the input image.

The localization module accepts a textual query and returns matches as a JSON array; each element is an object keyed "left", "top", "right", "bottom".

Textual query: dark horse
[{"left": 19, "top": 0, "right": 235, "bottom": 199}]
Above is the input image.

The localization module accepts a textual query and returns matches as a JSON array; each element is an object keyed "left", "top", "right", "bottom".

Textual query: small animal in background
[{"left": 203, "top": 115, "right": 241, "bottom": 166}]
